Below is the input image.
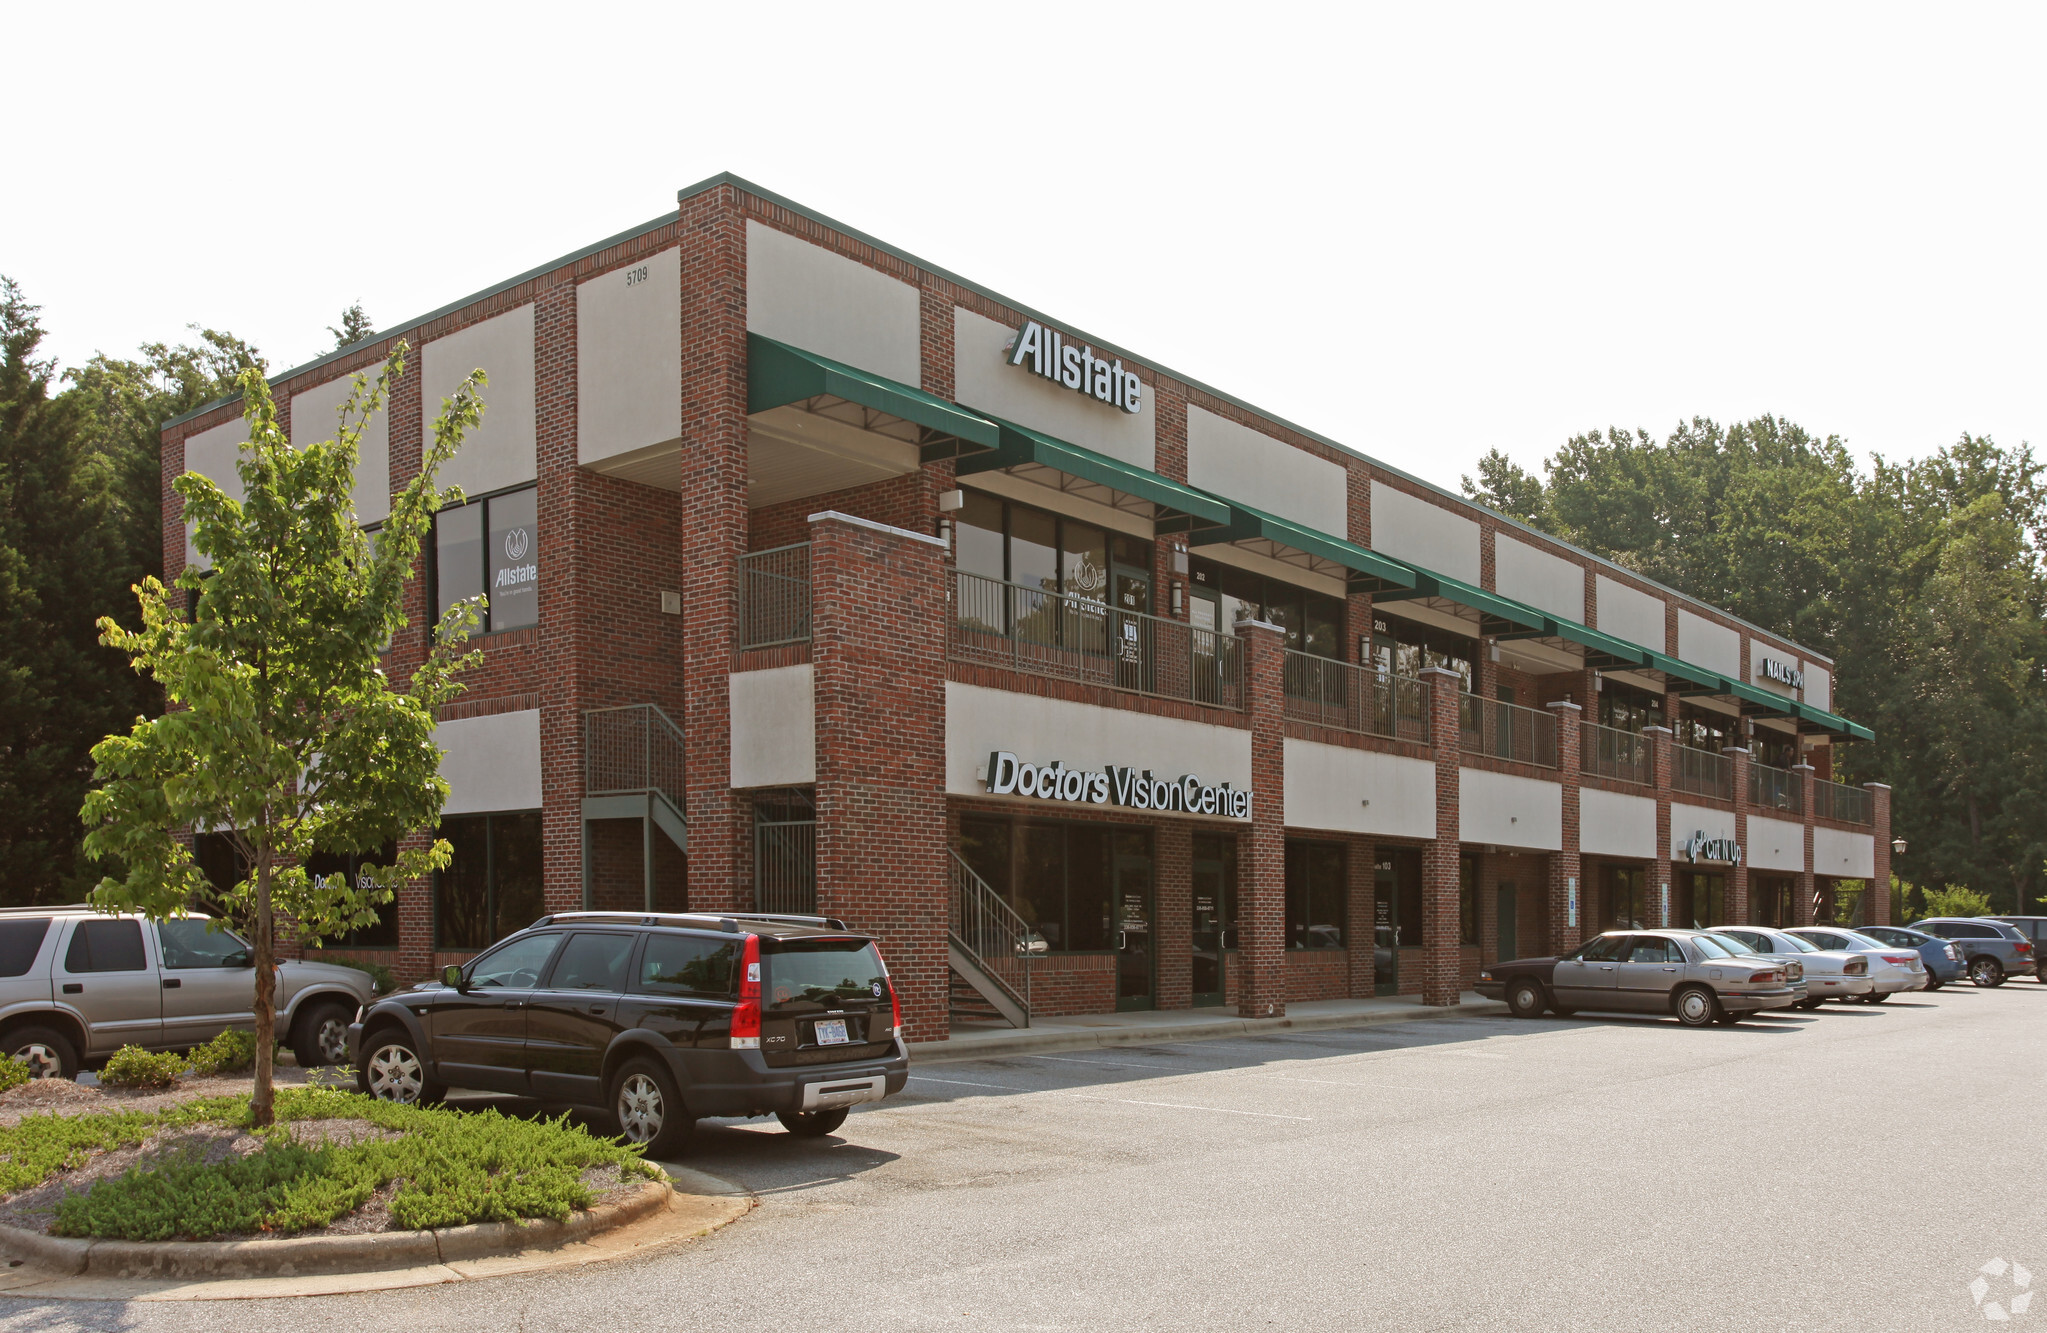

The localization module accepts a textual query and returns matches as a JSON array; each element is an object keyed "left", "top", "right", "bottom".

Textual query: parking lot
[{"left": 5, "top": 984, "right": 2044, "bottom": 1331}]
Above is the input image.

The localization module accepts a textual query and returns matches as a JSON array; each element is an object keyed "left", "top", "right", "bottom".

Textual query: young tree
[
  {"left": 81, "top": 350, "right": 486, "bottom": 1126},
  {"left": 327, "top": 303, "right": 374, "bottom": 351}
]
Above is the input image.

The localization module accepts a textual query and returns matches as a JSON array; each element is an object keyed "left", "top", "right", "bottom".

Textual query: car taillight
[
  {"left": 1749, "top": 971, "right": 1779, "bottom": 984},
  {"left": 1844, "top": 957, "right": 1868, "bottom": 974},
  {"left": 731, "top": 933, "right": 762, "bottom": 1050},
  {"left": 1882, "top": 954, "right": 1917, "bottom": 965},
  {"left": 873, "top": 942, "right": 904, "bottom": 1038},
  {"left": 2017, "top": 942, "right": 2034, "bottom": 955}
]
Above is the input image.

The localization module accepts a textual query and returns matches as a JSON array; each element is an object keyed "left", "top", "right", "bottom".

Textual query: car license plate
[{"left": 814, "top": 1019, "right": 850, "bottom": 1046}]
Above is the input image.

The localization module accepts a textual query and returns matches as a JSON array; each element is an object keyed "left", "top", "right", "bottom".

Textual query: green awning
[
  {"left": 748, "top": 334, "right": 999, "bottom": 462},
  {"left": 1374, "top": 568, "right": 1543, "bottom": 635},
  {"left": 1724, "top": 679, "right": 1799, "bottom": 716},
  {"left": 955, "top": 418, "right": 1231, "bottom": 533},
  {"left": 1796, "top": 701, "right": 1876, "bottom": 742},
  {"left": 1543, "top": 617, "right": 1649, "bottom": 668},
  {"left": 1643, "top": 650, "right": 1727, "bottom": 694},
  {"left": 1189, "top": 500, "right": 1415, "bottom": 594}
]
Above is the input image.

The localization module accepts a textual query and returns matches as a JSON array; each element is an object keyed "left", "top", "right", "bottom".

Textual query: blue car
[{"left": 1860, "top": 925, "right": 1966, "bottom": 989}]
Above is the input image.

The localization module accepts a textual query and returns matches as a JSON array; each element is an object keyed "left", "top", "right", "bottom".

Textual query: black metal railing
[
  {"left": 1749, "top": 761, "right": 1803, "bottom": 816},
  {"left": 1459, "top": 695, "right": 1557, "bottom": 768},
  {"left": 1281, "top": 650, "right": 1431, "bottom": 743},
  {"left": 949, "top": 569, "right": 1242, "bottom": 709},
  {"left": 739, "top": 543, "right": 811, "bottom": 649},
  {"left": 1814, "top": 778, "right": 1872, "bottom": 825},
  {"left": 1673, "top": 745, "right": 1732, "bottom": 801},
  {"left": 584, "top": 704, "right": 687, "bottom": 807},
  {"left": 1582, "top": 721, "right": 1650, "bottom": 784}
]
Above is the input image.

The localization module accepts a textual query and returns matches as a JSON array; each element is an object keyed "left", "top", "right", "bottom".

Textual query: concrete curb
[
  {"left": 0, "top": 1175, "right": 687, "bottom": 1284},
  {"left": 911, "top": 998, "right": 1511, "bottom": 1063}
]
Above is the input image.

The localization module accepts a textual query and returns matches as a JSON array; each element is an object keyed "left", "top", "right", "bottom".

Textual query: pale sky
[{"left": 8, "top": 3, "right": 2042, "bottom": 494}]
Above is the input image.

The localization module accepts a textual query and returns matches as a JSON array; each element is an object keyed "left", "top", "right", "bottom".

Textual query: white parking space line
[
  {"left": 1014, "top": 1053, "right": 1139, "bottom": 1066},
  {"left": 1063, "top": 1094, "right": 1311, "bottom": 1121},
  {"left": 910, "top": 1075, "right": 1027, "bottom": 1090}
]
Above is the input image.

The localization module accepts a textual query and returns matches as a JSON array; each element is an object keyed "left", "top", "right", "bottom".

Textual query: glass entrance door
[
  {"left": 1115, "top": 853, "right": 1154, "bottom": 1011},
  {"left": 1190, "top": 835, "right": 1235, "bottom": 1008},
  {"left": 1374, "top": 856, "right": 1399, "bottom": 996}
]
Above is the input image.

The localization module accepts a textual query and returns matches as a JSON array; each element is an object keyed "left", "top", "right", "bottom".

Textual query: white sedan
[
  {"left": 1715, "top": 926, "right": 1873, "bottom": 1008},
  {"left": 1786, "top": 926, "right": 1927, "bottom": 1001}
]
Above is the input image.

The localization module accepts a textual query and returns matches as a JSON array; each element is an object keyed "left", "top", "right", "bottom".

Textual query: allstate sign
[{"left": 985, "top": 751, "right": 1250, "bottom": 819}]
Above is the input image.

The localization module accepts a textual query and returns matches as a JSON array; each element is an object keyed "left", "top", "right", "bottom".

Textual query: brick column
[
  {"left": 1237, "top": 620, "right": 1287, "bottom": 1019},
  {"left": 1420, "top": 665, "right": 1463, "bottom": 1006},
  {"left": 1157, "top": 823, "right": 1193, "bottom": 1011},
  {"left": 1867, "top": 783, "right": 1893, "bottom": 926},
  {"left": 1547, "top": 700, "right": 1583, "bottom": 954},
  {"left": 1347, "top": 835, "right": 1376, "bottom": 997},
  {"left": 809, "top": 512, "right": 950, "bottom": 1042},
  {"left": 678, "top": 186, "right": 750, "bottom": 913},
  {"left": 1724, "top": 745, "right": 1751, "bottom": 926},
  {"left": 1793, "top": 762, "right": 1817, "bottom": 925},
  {"left": 1645, "top": 724, "right": 1674, "bottom": 927}
]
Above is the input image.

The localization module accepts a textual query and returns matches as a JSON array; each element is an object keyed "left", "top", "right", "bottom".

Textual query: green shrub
[
  {"left": 98, "top": 1046, "right": 188, "bottom": 1090},
  {"left": 186, "top": 1029, "right": 259, "bottom": 1077},
  {"left": 1923, "top": 885, "right": 1995, "bottom": 919},
  {"left": 3, "top": 1088, "right": 659, "bottom": 1240},
  {"left": 0, "top": 1055, "right": 32, "bottom": 1094}
]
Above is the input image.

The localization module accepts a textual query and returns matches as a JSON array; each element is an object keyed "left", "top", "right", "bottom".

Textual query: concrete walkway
[{"left": 911, "top": 991, "right": 1508, "bottom": 1062}]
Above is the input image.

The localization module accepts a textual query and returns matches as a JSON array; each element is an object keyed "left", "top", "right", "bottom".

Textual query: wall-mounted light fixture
[{"left": 1171, "top": 583, "right": 1184, "bottom": 615}]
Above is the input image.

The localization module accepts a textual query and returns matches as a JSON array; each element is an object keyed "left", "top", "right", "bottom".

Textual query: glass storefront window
[
  {"left": 955, "top": 492, "right": 1148, "bottom": 606},
  {"left": 1188, "top": 557, "right": 1345, "bottom": 659},
  {"left": 1677, "top": 706, "right": 1730, "bottom": 753},
  {"left": 1602, "top": 864, "right": 1645, "bottom": 931},
  {"left": 304, "top": 842, "right": 400, "bottom": 947},
  {"left": 956, "top": 491, "right": 1006, "bottom": 582},
  {"left": 959, "top": 817, "right": 1147, "bottom": 954},
  {"left": 1599, "top": 682, "right": 1664, "bottom": 733},
  {"left": 1284, "top": 840, "right": 1345, "bottom": 949},
  {"left": 434, "top": 811, "right": 543, "bottom": 950},
  {"left": 435, "top": 486, "right": 538, "bottom": 633},
  {"left": 1374, "top": 614, "right": 1474, "bottom": 691}
]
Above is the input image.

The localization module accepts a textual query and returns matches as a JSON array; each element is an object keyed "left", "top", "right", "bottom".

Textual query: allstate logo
[
  {"left": 503, "top": 527, "right": 530, "bottom": 561},
  {"left": 1971, "top": 1257, "right": 2032, "bottom": 1320}
]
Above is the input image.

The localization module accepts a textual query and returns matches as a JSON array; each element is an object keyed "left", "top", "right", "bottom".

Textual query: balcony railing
[
  {"left": 1673, "top": 745, "right": 1733, "bottom": 801},
  {"left": 1460, "top": 695, "right": 1557, "bottom": 768},
  {"left": 1749, "top": 761, "right": 1803, "bottom": 816},
  {"left": 585, "top": 704, "right": 687, "bottom": 808},
  {"left": 739, "top": 543, "right": 811, "bottom": 649},
  {"left": 1814, "top": 778, "right": 1872, "bottom": 825},
  {"left": 1582, "top": 721, "right": 1650, "bottom": 784},
  {"left": 1282, "top": 650, "right": 1431, "bottom": 743},
  {"left": 949, "top": 569, "right": 1243, "bottom": 709}
]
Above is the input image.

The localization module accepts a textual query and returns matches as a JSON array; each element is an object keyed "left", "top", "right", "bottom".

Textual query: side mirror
[
  {"left": 442, "top": 964, "right": 466, "bottom": 991},
  {"left": 225, "top": 949, "right": 252, "bottom": 969}
]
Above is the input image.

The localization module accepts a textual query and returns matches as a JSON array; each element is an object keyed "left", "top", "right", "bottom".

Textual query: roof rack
[
  {"left": 0, "top": 905, "right": 94, "bottom": 915},
  {"left": 536, "top": 910, "right": 851, "bottom": 932}
]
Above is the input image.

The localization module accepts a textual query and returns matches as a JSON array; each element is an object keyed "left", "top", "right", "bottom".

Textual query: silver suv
[{"left": 0, "top": 907, "right": 375, "bottom": 1079}]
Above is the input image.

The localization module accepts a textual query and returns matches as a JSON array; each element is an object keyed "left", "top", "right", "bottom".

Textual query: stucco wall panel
[
  {"left": 437, "top": 709, "right": 542, "bottom": 814},
  {"left": 730, "top": 664, "right": 816, "bottom": 788},
  {"left": 1282, "top": 738, "right": 1434, "bottom": 838},
  {"left": 951, "top": 308, "right": 1156, "bottom": 471},
  {"left": 1495, "top": 532, "right": 1585, "bottom": 622},
  {"left": 1370, "top": 481, "right": 1479, "bottom": 583},
  {"left": 746, "top": 221, "right": 920, "bottom": 384},
  {"left": 1582, "top": 787, "right": 1656, "bottom": 858},
  {"left": 423, "top": 305, "right": 537, "bottom": 497},
  {"left": 1186, "top": 406, "right": 1346, "bottom": 537},
  {"left": 1594, "top": 575, "right": 1666, "bottom": 653},
  {"left": 579, "top": 246, "right": 683, "bottom": 468},
  {"left": 1677, "top": 609, "right": 1741, "bottom": 679},
  {"left": 945, "top": 682, "right": 1249, "bottom": 801},
  {"left": 1748, "top": 815, "right": 1806, "bottom": 873},
  {"left": 1458, "top": 768, "right": 1563, "bottom": 851},
  {"left": 290, "top": 372, "right": 391, "bottom": 524},
  {"left": 1815, "top": 826, "right": 1875, "bottom": 879}
]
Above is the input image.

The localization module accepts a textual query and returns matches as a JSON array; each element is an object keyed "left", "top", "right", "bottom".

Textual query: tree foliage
[
  {"left": 1468, "top": 420, "right": 2047, "bottom": 911},
  {"left": 81, "top": 350, "right": 485, "bottom": 1124},
  {"left": 327, "top": 302, "right": 373, "bottom": 352}
]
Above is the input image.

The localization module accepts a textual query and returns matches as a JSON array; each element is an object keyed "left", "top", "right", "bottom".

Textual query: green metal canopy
[
  {"left": 1374, "top": 568, "right": 1544, "bottom": 635},
  {"left": 1795, "top": 701, "right": 1876, "bottom": 742},
  {"left": 955, "top": 417, "right": 1230, "bottom": 534},
  {"left": 747, "top": 334, "right": 999, "bottom": 462},
  {"left": 1534, "top": 616, "right": 1650, "bottom": 669},
  {"left": 1189, "top": 500, "right": 1415, "bottom": 594},
  {"left": 1642, "top": 650, "right": 1726, "bottom": 694},
  {"left": 1723, "top": 678, "right": 1798, "bottom": 717}
]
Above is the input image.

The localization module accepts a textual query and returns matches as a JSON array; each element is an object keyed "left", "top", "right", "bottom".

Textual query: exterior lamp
[{"left": 1892, "top": 837, "right": 1908, "bottom": 856}]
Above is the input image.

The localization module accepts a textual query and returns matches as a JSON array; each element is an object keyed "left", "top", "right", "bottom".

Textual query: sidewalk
[{"left": 911, "top": 992, "right": 1508, "bottom": 1063}]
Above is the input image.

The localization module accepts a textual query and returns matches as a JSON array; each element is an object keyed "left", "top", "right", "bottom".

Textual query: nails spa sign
[{"left": 984, "top": 751, "right": 1250, "bottom": 819}]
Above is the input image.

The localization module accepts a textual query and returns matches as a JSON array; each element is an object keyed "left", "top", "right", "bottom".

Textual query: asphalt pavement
[{"left": 3, "top": 983, "right": 2044, "bottom": 1331}]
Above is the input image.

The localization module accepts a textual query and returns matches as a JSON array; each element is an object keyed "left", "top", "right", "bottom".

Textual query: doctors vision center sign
[
  {"left": 985, "top": 751, "right": 1250, "bottom": 819},
  {"left": 1004, "top": 321, "right": 1143, "bottom": 414}
]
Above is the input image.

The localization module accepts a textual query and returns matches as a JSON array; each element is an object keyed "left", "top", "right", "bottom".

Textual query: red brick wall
[{"left": 1238, "top": 622, "right": 1288, "bottom": 1018}]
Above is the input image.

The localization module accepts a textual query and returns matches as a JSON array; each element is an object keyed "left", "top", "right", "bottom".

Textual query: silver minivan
[{"left": 0, "top": 907, "right": 375, "bottom": 1079}]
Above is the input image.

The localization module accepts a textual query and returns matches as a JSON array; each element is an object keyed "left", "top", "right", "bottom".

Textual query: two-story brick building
[{"left": 162, "top": 173, "right": 1888, "bottom": 1042}]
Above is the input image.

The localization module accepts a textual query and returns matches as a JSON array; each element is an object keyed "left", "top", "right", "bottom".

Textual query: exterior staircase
[{"left": 948, "top": 849, "right": 1035, "bottom": 1028}]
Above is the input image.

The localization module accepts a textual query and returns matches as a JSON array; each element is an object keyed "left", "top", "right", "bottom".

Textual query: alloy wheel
[
  {"left": 617, "top": 1073, "right": 665, "bottom": 1144},
  {"left": 12, "top": 1044, "right": 61, "bottom": 1079},
  {"left": 365, "top": 1044, "right": 424, "bottom": 1102},
  {"left": 316, "top": 1017, "right": 351, "bottom": 1065}
]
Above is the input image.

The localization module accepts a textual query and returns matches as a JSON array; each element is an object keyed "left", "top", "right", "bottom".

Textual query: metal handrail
[
  {"left": 1281, "top": 650, "right": 1431, "bottom": 743},
  {"left": 949, "top": 849, "right": 1034, "bottom": 1014},
  {"left": 1459, "top": 694, "right": 1558, "bottom": 767},
  {"left": 1673, "top": 744, "right": 1732, "bottom": 801},
  {"left": 1582, "top": 721, "right": 1649, "bottom": 784},
  {"left": 1814, "top": 778, "right": 1872, "bottom": 825},
  {"left": 949, "top": 568, "right": 1242, "bottom": 710},
  {"left": 739, "top": 543, "right": 811, "bottom": 649},
  {"left": 584, "top": 704, "right": 688, "bottom": 807},
  {"left": 1748, "top": 761, "right": 1803, "bottom": 816}
]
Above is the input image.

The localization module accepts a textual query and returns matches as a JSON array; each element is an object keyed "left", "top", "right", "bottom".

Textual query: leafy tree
[
  {"left": 1461, "top": 448, "right": 1548, "bottom": 528},
  {"left": 1921, "top": 885, "right": 1994, "bottom": 919},
  {"left": 327, "top": 303, "right": 374, "bottom": 351},
  {"left": 81, "top": 350, "right": 486, "bottom": 1125}
]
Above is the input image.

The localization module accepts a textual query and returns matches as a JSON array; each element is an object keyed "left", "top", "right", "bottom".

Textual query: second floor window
[{"left": 434, "top": 486, "right": 537, "bottom": 633}]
